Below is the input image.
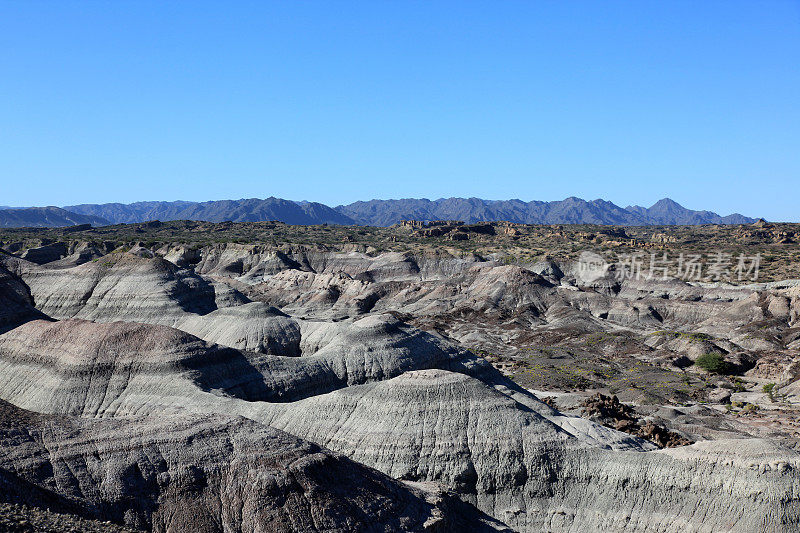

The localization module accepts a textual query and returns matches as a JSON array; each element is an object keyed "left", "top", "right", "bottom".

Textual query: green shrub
[
  {"left": 694, "top": 353, "right": 731, "bottom": 374},
  {"left": 741, "top": 402, "right": 759, "bottom": 413},
  {"left": 763, "top": 382, "right": 776, "bottom": 402}
]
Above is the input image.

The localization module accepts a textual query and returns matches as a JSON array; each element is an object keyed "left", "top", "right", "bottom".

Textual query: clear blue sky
[{"left": 1, "top": 2, "right": 798, "bottom": 220}]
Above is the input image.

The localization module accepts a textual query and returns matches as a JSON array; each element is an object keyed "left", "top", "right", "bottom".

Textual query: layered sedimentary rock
[
  {"left": 177, "top": 302, "right": 302, "bottom": 355},
  {"left": 1, "top": 253, "right": 219, "bottom": 327},
  {"left": 4, "top": 245, "right": 798, "bottom": 403},
  {"left": 249, "top": 369, "right": 800, "bottom": 532},
  {"left": 0, "top": 316, "right": 515, "bottom": 412},
  {"left": 3, "top": 243, "right": 800, "bottom": 531},
  {"left": 192, "top": 245, "right": 771, "bottom": 334},
  {"left": 5, "top": 244, "right": 787, "bottom": 352},
  {"left": 0, "top": 262, "right": 46, "bottom": 331},
  {"left": 1, "top": 317, "right": 798, "bottom": 532},
  {"left": 0, "top": 400, "right": 503, "bottom": 532}
]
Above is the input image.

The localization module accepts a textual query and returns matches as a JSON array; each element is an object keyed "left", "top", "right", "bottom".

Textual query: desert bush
[
  {"left": 763, "top": 382, "right": 776, "bottom": 402},
  {"left": 694, "top": 353, "right": 731, "bottom": 374},
  {"left": 741, "top": 402, "right": 759, "bottom": 413}
]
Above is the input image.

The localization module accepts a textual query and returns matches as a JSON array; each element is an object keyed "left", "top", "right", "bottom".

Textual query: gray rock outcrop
[
  {"left": 1, "top": 317, "right": 798, "bottom": 532},
  {"left": 0, "top": 400, "right": 503, "bottom": 532},
  {"left": 2, "top": 245, "right": 800, "bottom": 531}
]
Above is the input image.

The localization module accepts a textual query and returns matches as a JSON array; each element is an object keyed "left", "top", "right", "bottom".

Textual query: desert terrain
[{"left": 1, "top": 219, "right": 799, "bottom": 532}]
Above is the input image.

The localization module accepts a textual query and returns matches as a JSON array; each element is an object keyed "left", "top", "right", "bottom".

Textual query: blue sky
[{"left": 1, "top": 1, "right": 798, "bottom": 220}]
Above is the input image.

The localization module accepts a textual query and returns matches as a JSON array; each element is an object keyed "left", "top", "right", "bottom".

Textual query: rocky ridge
[{"left": 1, "top": 241, "right": 799, "bottom": 531}]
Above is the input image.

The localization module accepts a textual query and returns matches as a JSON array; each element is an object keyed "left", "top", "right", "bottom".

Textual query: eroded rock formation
[{"left": 1, "top": 244, "right": 800, "bottom": 531}]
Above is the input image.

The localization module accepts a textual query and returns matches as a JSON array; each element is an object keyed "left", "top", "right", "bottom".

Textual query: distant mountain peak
[
  {"left": 650, "top": 198, "right": 682, "bottom": 209},
  {"left": 335, "top": 197, "right": 754, "bottom": 226},
  {"left": 0, "top": 196, "right": 757, "bottom": 228}
]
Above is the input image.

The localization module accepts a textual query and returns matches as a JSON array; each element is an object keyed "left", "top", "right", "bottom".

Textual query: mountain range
[
  {"left": 336, "top": 197, "right": 755, "bottom": 226},
  {"left": 0, "top": 206, "right": 110, "bottom": 228},
  {"left": 0, "top": 197, "right": 755, "bottom": 228},
  {"left": 64, "top": 198, "right": 352, "bottom": 226}
]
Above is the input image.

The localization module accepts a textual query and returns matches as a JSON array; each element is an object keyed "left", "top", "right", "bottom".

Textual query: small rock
[{"left": 707, "top": 388, "right": 732, "bottom": 404}]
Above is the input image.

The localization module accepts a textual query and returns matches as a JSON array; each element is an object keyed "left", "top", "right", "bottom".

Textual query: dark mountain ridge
[
  {"left": 0, "top": 197, "right": 756, "bottom": 227},
  {"left": 0, "top": 207, "right": 110, "bottom": 228},
  {"left": 65, "top": 197, "right": 353, "bottom": 225},
  {"left": 336, "top": 197, "right": 755, "bottom": 226}
]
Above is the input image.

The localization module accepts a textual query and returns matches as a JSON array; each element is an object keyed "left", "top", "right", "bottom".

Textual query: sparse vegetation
[
  {"left": 652, "top": 330, "right": 713, "bottom": 341},
  {"left": 763, "top": 382, "right": 776, "bottom": 402},
  {"left": 694, "top": 353, "right": 731, "bottom": 374},
  {"left": 741, "top": 402, "right": 759, "bottom": 413}
]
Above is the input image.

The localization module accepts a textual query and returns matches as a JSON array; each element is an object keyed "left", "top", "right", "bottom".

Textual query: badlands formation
[{"left": 1, "top": 223, "right": 800, "bottom": 532}]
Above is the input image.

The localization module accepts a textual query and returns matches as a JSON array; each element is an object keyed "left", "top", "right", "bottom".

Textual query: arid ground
[{"left": 1, "top": 220, "right": 799, "bottom": 532}]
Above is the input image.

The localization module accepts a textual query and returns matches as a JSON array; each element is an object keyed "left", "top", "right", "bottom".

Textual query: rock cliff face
[
  {"left": 1, "top": 243, "right": 800, "bottom": 532},
  {"left": 0, "top": 261, "right": 47, "bottom": 331},
  {"left": 0, "top": 400, "right": 503, "bottom": 532}
]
